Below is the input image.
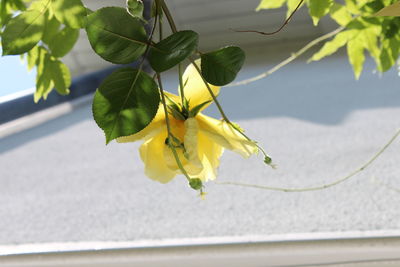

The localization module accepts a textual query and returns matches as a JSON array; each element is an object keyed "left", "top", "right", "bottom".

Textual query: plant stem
[
  {"left": 160, "top": 0, "right": 177, "bottom": 33},
  {"left": 228, "top": 26, "right": 345, "bottom": 87},
  {"left": 178, "top": 63, "right": 185, "bottom": 105},
  {"left": 216, "top": 128, "right": 400, "bottom": 192},
  {"left": 233, "top": 0, "right": 304, "bottom": 36},
  {"left": 156, "top": 73, "right": 191, "bottom": 181}
]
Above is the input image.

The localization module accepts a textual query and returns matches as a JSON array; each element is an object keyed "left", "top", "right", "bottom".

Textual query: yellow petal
[
  {"left": 180, "top": 60, "right": 220, "bottom": 110},
  {"left": 163, "top": 118, "right": 202, "bottom": 175},
  {"left": 196, "top": 114, "right": 258, "bottom": 158},
  {"left": 183, "top": 118, "right": 203, "bottom": 172},
  {"left": 139, "top": 129, "right": 177, "bottom": 183},
  {"left": 196, "top": 132, "right": 224, "bottom": 181}
]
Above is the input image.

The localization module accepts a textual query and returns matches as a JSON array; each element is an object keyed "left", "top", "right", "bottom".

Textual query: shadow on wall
[
  {"left": 1, "top": 55, "right": 400, "bottom": 154},
  {"left": 207, "top": 55, "right": 400, "bottom": 124}
]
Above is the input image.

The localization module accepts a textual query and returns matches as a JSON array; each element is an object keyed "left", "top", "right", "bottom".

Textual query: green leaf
[
  {"left": 92, "top": 68, "right": 160, "bottom": 144},
  {"left": 329, "top": 3, "right": 352, "bottom": 26},
  {"left": 344, "top": 0, "right": 360, "bottom": 15},
  {"left": 34, "top": 47, "right": 54, "bottom": 102},
  {"left": 256, "top": 0, "right": 286, "bottom": 11},
  {"left": 1, "top": 9, "right": 45, "bottom": 55},
  {"left": 189, "top": 101, "right": 211, "bottom": 117},
  {"left": 149, "top": 30, "right": 198, "bottom": 72},
  {"left": 309, "top": 30, "right": 357, "bottom": 62},
  {"left": 200, "top": 46, "right": 245, "bottom": 86},
  {"left": 85, "top": 7, "right": 147, "bottom": 64},
  {"left": 48, "top": 26, "right": 79, "bottom": 57},
  {"left": 379, "top": 37, "right": 400, "bottom": 72},
  {"left": 50, "top": 0, "right": 86, "bottom": 28},
  {"left": 307, "top": 0, "right": 333, "bottom": 25},
  {"left": 47, "top": 56, "right": 71, "bottom": 95},
  {"left": 150, "top": 0, "right": 163, "bottom": 18},
  {"left": 126, "top": 0, "right": 144, "bottom": 20},
  {"left": 347, "top": 38, "right": 365, "bottom": 79},
  {"left": 27, "top": 45, "right": 39, "bottom": 70},
  {"left": 286, "top": 0, "right": 305, "bottom": 18},
  {"left": 42, "top": 16, "right": 61, "bottom": 44}
]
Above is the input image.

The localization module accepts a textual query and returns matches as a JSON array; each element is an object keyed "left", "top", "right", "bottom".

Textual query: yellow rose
[{"left": 117, "top": 61, "right": 258, "bottom": 183}]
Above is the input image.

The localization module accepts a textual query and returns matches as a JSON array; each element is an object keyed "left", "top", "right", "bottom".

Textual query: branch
[
  {"left": 228, "top": 26, "right": 345, "bottom": 87},
  {"left": 232, "top": 0, "right": 304, "bottom": 36},
  {"left": 216, "top": 128, "right": 400, "bottom": 192}
]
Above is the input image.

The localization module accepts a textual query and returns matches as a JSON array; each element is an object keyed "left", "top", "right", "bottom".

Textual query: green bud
[
  {"left": 189, "top": 178, "right": 203, "bottom": 190},
  {"left": 264, "top": 156, "right": 272, "bottom": 165}
]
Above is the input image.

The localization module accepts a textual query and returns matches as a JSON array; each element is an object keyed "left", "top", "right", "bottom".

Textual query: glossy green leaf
[
  {"left": 126, "top": 0, "right": 144, "bottom": 20},
  {"left": 85, "top": 7, "right": 147, "bottom": 64},
  {"left": 47, "top": 56, "right": 71, "bottom": 95},
  {"left": 200, "top": 46, "right": 245, "bottom": 86},
  {"left": 1, "top": 9, "right": 45, "bottom": 55},
  {"left": 48, "top": 27, "right": 79, "bottom": 57},
  {"left": 347, "top": 38, "right": 365, "bottom": 79},
  {"left": 42, "top": 16, "right": 61, "bottom": 44},
  {"left": 307, "top": 0, "right": 333, "bottom": 25},
  {"left": 149, "top": 30, "right": 198, "bottom": 72},
  {"left": 92, "top": 68, "right": 160, "bottom": 144},
  {"left": 256, "top": 0, "right": 286, "bottom": 11},
  {"left": 51, "top": 0, "right": 86, "bottom": 28}
]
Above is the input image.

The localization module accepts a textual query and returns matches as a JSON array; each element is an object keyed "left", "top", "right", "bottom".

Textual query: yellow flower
[{"left": 117, "top": 61, "right": 258, "bottom": 184}]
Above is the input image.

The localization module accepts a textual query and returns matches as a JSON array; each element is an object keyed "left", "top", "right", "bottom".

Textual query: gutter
[{"left": 1, "top": 231, "right": 400, "bottom": 267}]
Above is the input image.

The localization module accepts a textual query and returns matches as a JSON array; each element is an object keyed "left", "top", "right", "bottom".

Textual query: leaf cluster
[
  {"left": 1, "top": 0, "right": 86, "bottom": 101},
  {"left": 257, "top": 0, "right": 400, "bottom": 78}
]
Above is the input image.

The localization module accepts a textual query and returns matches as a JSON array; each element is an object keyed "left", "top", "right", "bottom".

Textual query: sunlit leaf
[
  {"left": 47, "top": 57, "right": 71, "bottom": 95},
  {"left": 27, "top": 45, "right": 39, "bottom": 70},
  {"left": 92, "top": 68, "right": 160, "bottom": 144},
  {"left": 347, "top": 38, "right": 365, "bottom": 79},
  {"left": 201, "top": 46, "right": 245, "bottom": 86},
  {"left": 48, "top": 26, "right": 79, "bottom": 57},
  {"left": 85, "top": 7, "right": 147, "bottom": 64},
  {"left": 42, "top": 16, "right": 61, "bottom": 44},
  {"left": 307, "top": 0, "right": 333, "bottom": 25},
  {"left": 51, "top": 0, "right": 86, "bottom": 28},
  {"left": 1, "top": 9, "right": 45, "bottom": 55},
  {"left": 309, "top": 30, "right": 357, "bottom": 62},
  {"left": 330, "top": 3, "right": 352, "bottom": 26},
  {"left": 256, "top": 0, "right": 286, "bottom": 11},
  {"left": 149, "top": 30, "right": 198, "bottom": 72},
  {"left": 34, "top": 47, "right": 54, "bottom": 102}
]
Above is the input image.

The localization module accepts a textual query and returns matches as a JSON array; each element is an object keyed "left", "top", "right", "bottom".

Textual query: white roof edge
[
  {"left": 2, "top": 230, "right": 400, "bottom": 256},
  {"left": 0, "top": 88, "right": 35, "bottom": 104}
]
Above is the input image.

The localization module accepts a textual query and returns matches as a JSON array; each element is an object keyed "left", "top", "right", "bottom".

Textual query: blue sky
[{"left": 0, "top": 47, "right": 36, "bottom": 97}]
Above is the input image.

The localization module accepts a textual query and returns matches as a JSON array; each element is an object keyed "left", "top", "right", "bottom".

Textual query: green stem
[
  {"left": 228, "top": 26, "right": 345, "bottom": 87},
  {"left": 217, "top": 128, "right": 400, "bottom": 192},
  {"left": 156, "top": 73, "right": 191, "bottom": 181},
  {"left": 188, "top": 57, "right": 273, "bottom": 165},
  {"left": 178, "top": 63, "right": 186, "bottom": 105},
  {"left": 160, "top": 0, "right": 178, "bottom": 33}
]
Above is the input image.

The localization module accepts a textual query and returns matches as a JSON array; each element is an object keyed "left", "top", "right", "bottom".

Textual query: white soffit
[{"left": 65, "top": 0, "right": 329, "bottom": 76}]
